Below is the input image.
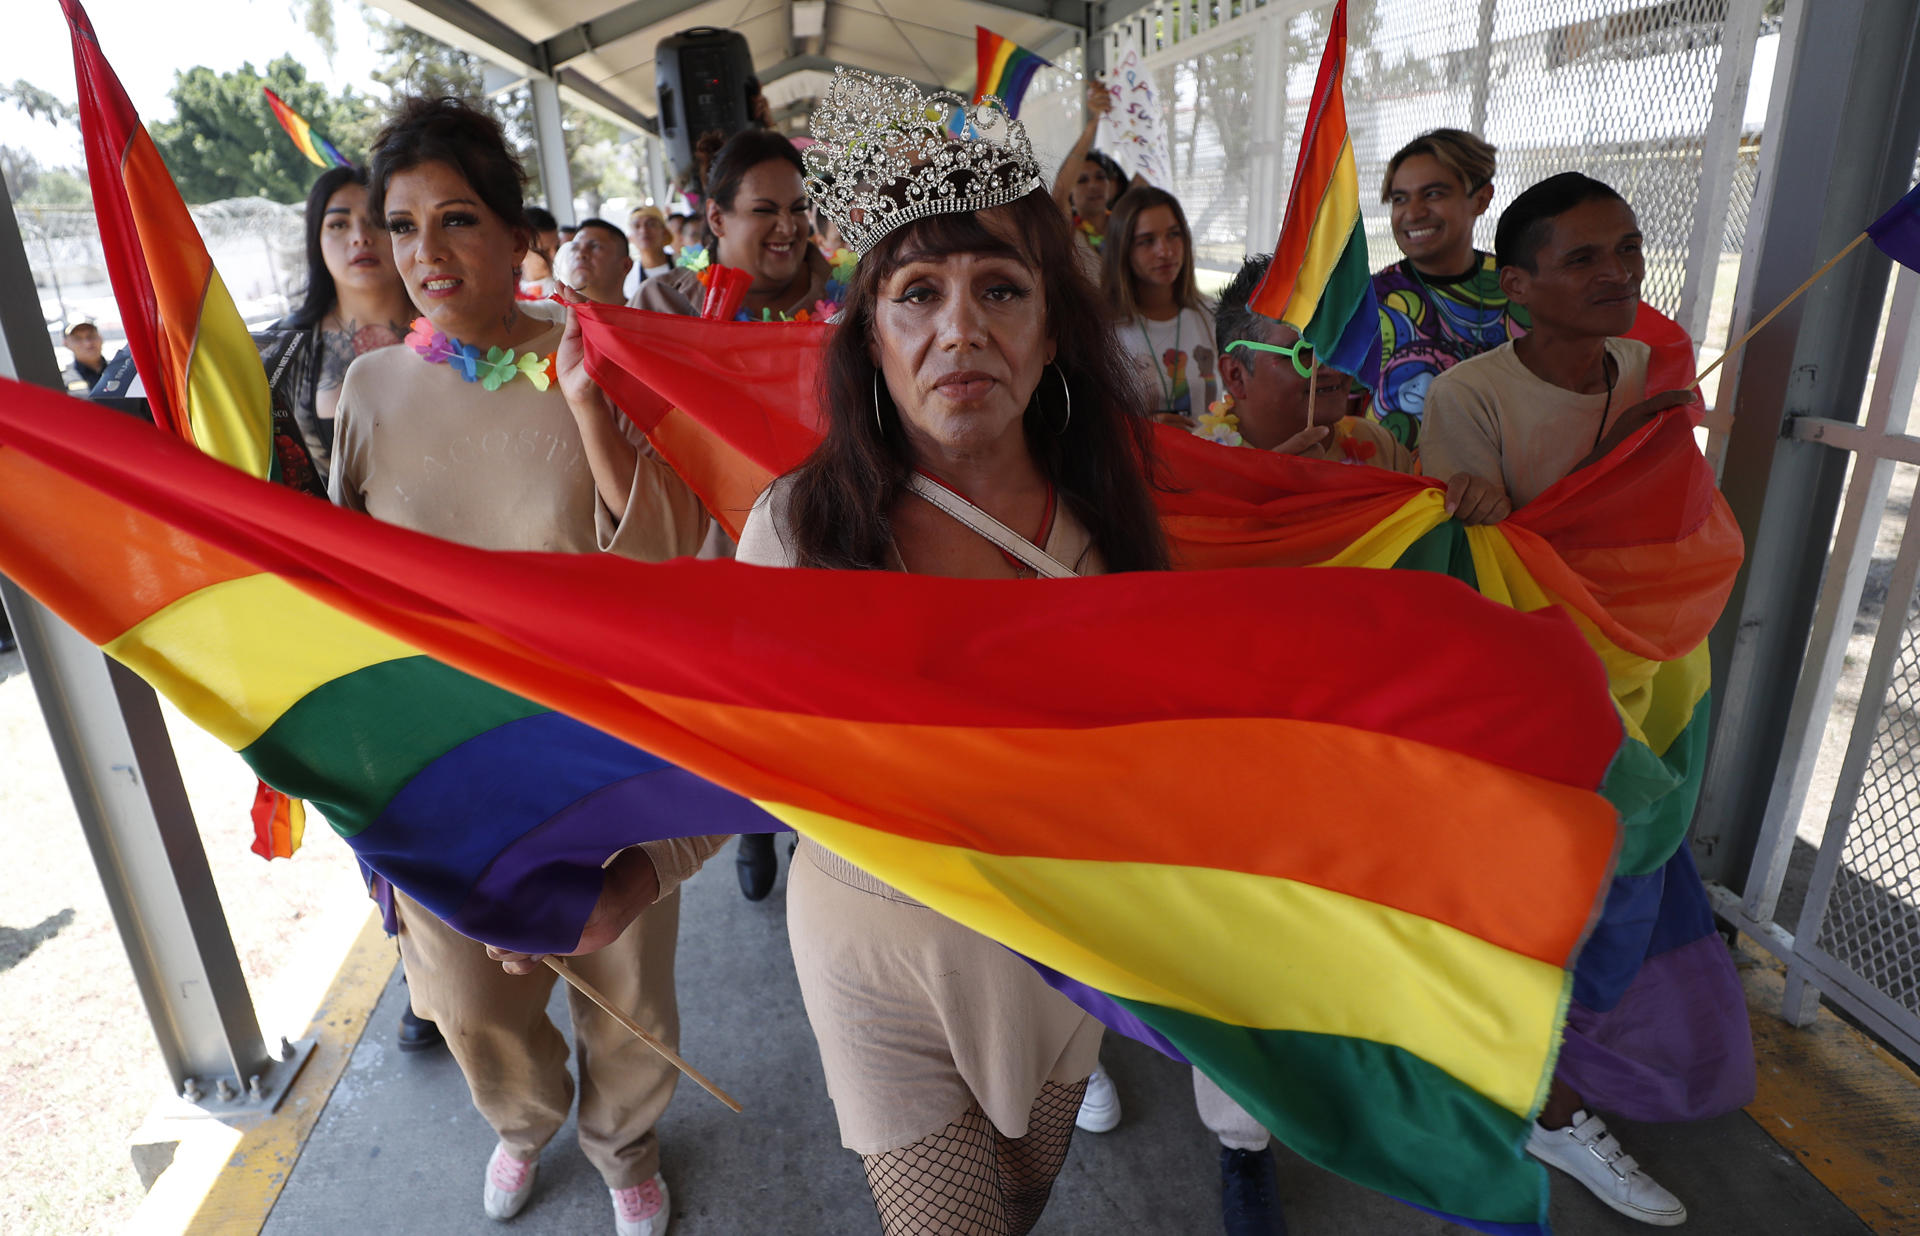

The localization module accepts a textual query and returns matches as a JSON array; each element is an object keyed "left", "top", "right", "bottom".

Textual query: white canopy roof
[{"left": 368, "top": 0, "right": 1095, "bottom": 134}]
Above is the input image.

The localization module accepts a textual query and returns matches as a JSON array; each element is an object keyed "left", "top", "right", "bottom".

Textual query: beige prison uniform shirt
[
  {"left": 328, "top": 299, "right": 724, "bottom": 895},
  {"left": 1418, "top": 337, "right": 1650, "bottom": 509}
]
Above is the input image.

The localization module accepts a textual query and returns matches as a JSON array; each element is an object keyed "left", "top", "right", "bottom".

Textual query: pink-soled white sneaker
[
  {"left": 611, "top": 1172, "right": 671, "bottom": 1236},
  {"left": 482, "top": 1143, "right": 538, "bottom": 1220}
]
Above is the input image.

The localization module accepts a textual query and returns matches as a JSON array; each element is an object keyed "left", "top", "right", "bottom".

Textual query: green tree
[
  {"left": 150, "top": 55, "right": 376, "bottom": 203},
  {"left": 369, "top": 15, "right": 644, "bottom": 215}
]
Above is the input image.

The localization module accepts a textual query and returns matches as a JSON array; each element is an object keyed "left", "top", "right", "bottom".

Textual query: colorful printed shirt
[
  {"left": 1120, "top": 305, "right": 1218, "bottom": 416},
  {"left": 1371, "top": 252, "right": 1528, "bottom": 449}
]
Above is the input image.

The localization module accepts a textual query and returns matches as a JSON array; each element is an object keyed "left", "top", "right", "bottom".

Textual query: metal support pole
[
  {"left": 1692, "top": 0, "right": 1920, "bottom": 886},
  {"left": 1084, "top": 8, "right": 1107, "bottom": 83},
  {"left": 528, "top": 75, "right": 575, "bottom": 223},
  {"left": 1735, "top": 266, "right": 1920, "bottom": 924},
  {"left": 1467, "top": 0, "right": 1497, "bottom": 135},
  {"left": 1677, "top": 0, "right": 1764, "bottom": 343},
  {"left": 645, "top": 133, "right": 669, "bottom": 209},
  {"left": 1245, "top": 11, "right": 1287, "bottom": 247},
  {"left": 0, "top": 165, "right": 311, "bottom": 1120}
]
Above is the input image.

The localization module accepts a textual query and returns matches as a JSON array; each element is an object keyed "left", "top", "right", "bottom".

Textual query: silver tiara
[{"left": 804, "top": 68, "right": 1043, "bottom": 256}]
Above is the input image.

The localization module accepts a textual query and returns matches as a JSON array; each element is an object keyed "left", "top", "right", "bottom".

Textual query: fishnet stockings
[{"left": 861, "top": 1079, "right": 1088, "bottom": 1236}]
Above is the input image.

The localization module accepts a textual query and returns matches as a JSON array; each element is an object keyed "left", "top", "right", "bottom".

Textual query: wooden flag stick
[
  {"left": 544, "top": 956, "right": 743, "bottom": 1113},
  {"left": 1694, "top": 230, "right": 1871, "bottom": 390},
  {"left": 1307, "top": 356, "right": 1320, "bottom": 432}
]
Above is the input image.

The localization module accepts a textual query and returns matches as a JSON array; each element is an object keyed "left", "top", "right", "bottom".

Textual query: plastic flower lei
[
  {"left": 1192, "top": 395, "right": 1245, "bottom": 447},
  {"left": 405, "top": 318, "right": 556, "bottom": 392}
]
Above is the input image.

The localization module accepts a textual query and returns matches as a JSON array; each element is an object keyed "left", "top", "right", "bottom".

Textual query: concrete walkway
[{"left": 261, "top": 852, "right": 1873, "bottom": 1236}]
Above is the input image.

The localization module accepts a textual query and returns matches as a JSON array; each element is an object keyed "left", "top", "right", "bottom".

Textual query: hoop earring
[
  {"left": 1052, "top": 363, "right": 1072, "bottom": 435},
  {"left": 872, "top": 370, "right": 884, "bottom": 436}
]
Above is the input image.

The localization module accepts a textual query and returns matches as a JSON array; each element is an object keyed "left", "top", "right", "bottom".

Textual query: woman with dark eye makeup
[
  {"left": 733, "top": 71, "right": 1167, "bottom": 1236},
  {"left": 257, "top": 165, "right": 413, "bottom": 491},
  {"left": 634, "top": 128, "right": 836, "bottom": 321},
  {"left": 328, "top": 96, "right": 721, "bottom": 1236}
]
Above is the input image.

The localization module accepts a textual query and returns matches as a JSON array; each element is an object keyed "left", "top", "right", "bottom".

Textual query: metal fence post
[
  {"left": 528, "top": 74, "right": 575, "bottom": 222},
  {"left": 0, "top": 170, "right": 312, "bottom": 1122},
  {"left": 1677, "top": 0, "right": 1764, "bottom": 344},
  {"left": 1692, "top": 0, "right": 1920, "bottom": 888}
]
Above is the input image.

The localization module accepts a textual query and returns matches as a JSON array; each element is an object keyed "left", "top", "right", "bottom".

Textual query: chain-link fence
[
  {"left": 1817, "top": 590, "right": 1920, "bottom": 1020},
  {"left": 16, "top": 197, "right": 305, "bottom": 343},
  {"left": 1099, "top": 0, "right": 1772, "bottom": 322}
]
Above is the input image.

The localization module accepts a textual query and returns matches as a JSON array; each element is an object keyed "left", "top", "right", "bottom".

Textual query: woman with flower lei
[
  {"left": 635, "top": 130, "right": 847, "bottom": 323},
  {"left": 328, "top": 96, "right": 721, "bottom": 1236}
]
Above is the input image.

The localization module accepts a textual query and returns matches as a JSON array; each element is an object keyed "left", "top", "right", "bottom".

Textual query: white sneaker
[
  {"left": 611, "top": 1173, "right": 671, "bottom": 1236},
  {"left": 482, "top": 1143, "right": 538, "bottom": 1220},
  {"left": 1075, "top": 1066, "right": 1121, "bottom": 1133},
  {"left": 1527, "top": 1110, "right": 1686, "bottom": 1227}
]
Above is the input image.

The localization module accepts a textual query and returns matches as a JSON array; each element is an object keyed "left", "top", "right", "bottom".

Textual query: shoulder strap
[{"left": 903, "top": 473, "right": 1078, "bottom": 579}]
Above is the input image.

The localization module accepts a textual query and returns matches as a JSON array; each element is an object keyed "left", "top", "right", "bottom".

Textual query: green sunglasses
[{"left": 1225, "top": 337, "right": 1317, "bottom": 379}]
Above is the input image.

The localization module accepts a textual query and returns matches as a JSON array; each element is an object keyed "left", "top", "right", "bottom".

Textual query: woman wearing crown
[{"left": 732, "top": 72, "right": 1170, "bottom": 1235}]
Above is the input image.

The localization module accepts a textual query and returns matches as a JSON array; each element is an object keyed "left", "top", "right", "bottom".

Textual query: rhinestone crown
[{"left": 804, "top": 68, "right": 1043, "bottom": 256}]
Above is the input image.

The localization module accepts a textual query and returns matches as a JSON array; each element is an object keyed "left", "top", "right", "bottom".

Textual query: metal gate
[
  {"left": 1712, "top": 263, "right": 1920, "bottom": 1062},
  {"left": 1093, "top": 0, "right": 1772, "bottom": 343}
]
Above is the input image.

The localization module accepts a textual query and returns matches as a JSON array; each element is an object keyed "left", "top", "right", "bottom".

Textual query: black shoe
[
  {"left": 737, "top": 833, "right": 777, "bottom": 901},
  {"left": 1220, "top": 1146, "right": 1286, "bottom": 1235},
  {"left": 397, "top": 1006, "right": 444, "bottom": 1053}
]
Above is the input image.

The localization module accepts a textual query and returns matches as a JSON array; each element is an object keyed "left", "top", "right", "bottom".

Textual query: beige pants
[
  {"left": 394, "top": 888, "right": 682, "bottom": 1188},
  {"left": 1193, "top": 1068, "right": 1270, "bottom": 1152}
]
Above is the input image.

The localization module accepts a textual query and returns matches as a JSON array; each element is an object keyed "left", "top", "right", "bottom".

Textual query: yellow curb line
[
  {"left": 127, "top": 909, "right": 393, "bottom": 1236},
  {"left": 1739, "top": 936, "right": 1920, "bottom": 1235}
]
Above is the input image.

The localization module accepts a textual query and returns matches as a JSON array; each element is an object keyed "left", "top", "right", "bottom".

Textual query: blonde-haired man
[{"left": 1371, "top": 128, "right": 1528, "bottom": 450}]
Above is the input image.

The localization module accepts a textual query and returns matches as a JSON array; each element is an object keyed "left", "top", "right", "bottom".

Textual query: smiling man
[
  {"left": 1415, "top": 172, "right": 1701, "bottom": 1227},
  {"left": 1370, "top": 129, "right": 1528, "bottom": 449},
  {"left": 1419, "top": 173, "right": 1694, "bottom": 527}
]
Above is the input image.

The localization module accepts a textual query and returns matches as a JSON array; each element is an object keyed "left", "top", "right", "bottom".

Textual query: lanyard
[{"left": 1136, "top": 311, "right": 1184, "bottom": 410}]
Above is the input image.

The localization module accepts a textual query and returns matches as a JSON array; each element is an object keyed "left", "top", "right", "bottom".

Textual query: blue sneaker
[{"left": 1220, "top": 1146, "right": 1286, "bottom": 1235}]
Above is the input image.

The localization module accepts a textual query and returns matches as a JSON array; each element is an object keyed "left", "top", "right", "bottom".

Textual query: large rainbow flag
[
  {"left": 63, "top": 0, "right": 273, "bottom": 477},
  {"left": 0, "top": 371, "right": 1627, "bottom": 1231},
  {"left": 63, "top": 0, "right": 305, "bottom": 857},
  {"left": 264, "top": 87, "right": 353, "bottom": 171},
  {"left": 1246, "top": 0, "right": 1380, "bottom": 388},
  {"left": 577, "top": 297, "right": 1755, "bottom": 1126}
]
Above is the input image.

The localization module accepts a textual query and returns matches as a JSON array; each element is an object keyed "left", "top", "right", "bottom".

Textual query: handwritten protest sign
[{"left": 1097, "top": 47, "right": 1175, "bottom": 189}]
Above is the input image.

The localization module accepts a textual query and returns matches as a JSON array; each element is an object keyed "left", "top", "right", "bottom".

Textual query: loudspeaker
[{"left": 655, "top": 27, "right": 755, "bottom": 187}]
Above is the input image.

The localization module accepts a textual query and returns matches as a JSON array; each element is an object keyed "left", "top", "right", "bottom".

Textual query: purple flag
[{"left": 1868, "top": 182, "right": 1920, "bottom": 270}]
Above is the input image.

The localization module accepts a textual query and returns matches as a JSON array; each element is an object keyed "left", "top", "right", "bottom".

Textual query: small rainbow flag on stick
[
  {"left": 974, "top": 26, "right": 1051, "bottom": 115},
  {"left": 950, "top": 27, "right": 1051, "bottom": 134},
  {"left": 264, "top": 86, "right": 353, "bottom": 170},
  {"left": 1247, "top": 0, "right": 1380, "bottom": 388}
]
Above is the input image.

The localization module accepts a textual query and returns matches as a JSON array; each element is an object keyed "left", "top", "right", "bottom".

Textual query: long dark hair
[
  {"left": 1101, "top": 186, "right": 1203, "bottom": 321},
  {"left": 786, "top": 188, "right": 1168, "bottom": 573},
  {"left": 283, "top": 165, "right": 368, "bottom": 329},
  {"left": 699, "top": 128, "right": 804, "bottom": 251}
]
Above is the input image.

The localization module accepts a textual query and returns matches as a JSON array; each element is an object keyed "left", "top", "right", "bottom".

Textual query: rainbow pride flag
[
  {"left": 947, "top": 27, "right": 1051, "bottom": 134},
  {"left": 579, "top": 297, "right": 1755, "bottom": 1126},
  {"left": 1, "top": 367, "right": 1640, "bottom": 1232},
  {"left": 974, "top": 26, "right": 1051, "bottom": 115},
  {"left": 1247, "top": 0, "right": 1380, "bottom": 388},
  {"left": 64, "top": 0, "right": 299, "bottom": 855},
  {"left": 264, "top": 87, "right": 353, "bottom": 170},
  {"left": 64, "top": 0, "right": 273, "bottom": 476}
]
